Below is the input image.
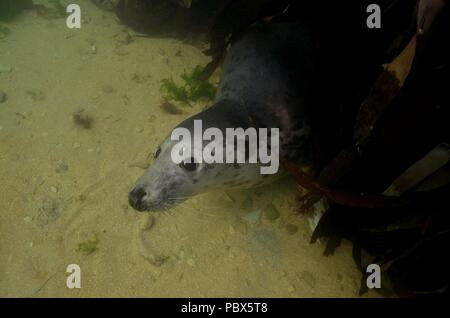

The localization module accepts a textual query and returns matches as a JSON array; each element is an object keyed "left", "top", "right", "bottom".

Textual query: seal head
[{"left": 129, "top": 101, "right": 273, "bottom": 211}]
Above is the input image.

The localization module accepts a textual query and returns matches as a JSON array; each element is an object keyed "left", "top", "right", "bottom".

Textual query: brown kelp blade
[
  {"left": 310, "top": 25, "right": 419, "bottom": 196},
  {"left": 281, "top": 158, "right": 410, "bottom": 209},
  {"left": 354, "top": 34, "right": 417, "bottom": 153}
]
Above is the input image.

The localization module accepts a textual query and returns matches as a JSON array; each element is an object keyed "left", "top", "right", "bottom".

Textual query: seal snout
[{"left": 128, "top": 187, "right": 148, "bottom": 212}]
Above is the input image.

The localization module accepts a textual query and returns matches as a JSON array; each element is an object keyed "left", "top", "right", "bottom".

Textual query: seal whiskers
[{"left": 168, "top": 197, "right": 228, "bottom": 220}]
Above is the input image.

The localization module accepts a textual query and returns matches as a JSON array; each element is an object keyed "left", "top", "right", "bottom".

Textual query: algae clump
[
  {"left": 76, "top": 234, "right": 99, "bottom": 255},
  {"left": 160, "top": 65, "right": 216, "bottom": 104}
]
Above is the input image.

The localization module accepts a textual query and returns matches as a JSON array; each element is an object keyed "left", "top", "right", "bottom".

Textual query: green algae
[
  {"left": 160, "top": 65, "right": 216, "bottom": 104},
  {"left": 76, "top": 234, "right": 99, "bottom": 255}
]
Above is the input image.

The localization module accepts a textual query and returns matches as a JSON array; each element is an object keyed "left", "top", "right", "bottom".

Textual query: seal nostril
[{"left": 129, "top": 187, "right": 147, "bottom": 211}]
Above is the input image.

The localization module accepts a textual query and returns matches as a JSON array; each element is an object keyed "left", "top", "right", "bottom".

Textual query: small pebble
[
  {"left": 116, "top": 31, "right": 132, "bottom": 45},
  {"left": 242, "top": 209, "right": 261, "bottom": 225},
  {"left": 102, "top": 85, "right": 114, "bottom": 93},
  {"left": 187, "top": 258, "right": 196, "bottom": 267},
  {"left": 160, "top": 101, "right": 182, "bottom": 115},
  {"left": 23, "top": 216, "right": 32, "bottom": 223},
  {"left": 16, "top": 111, "right": 31, "bottom": 119},
  {"left": 55, "top": 160, "right": 69, "bottom": 173},
  {"left": 50, "top": 186, "right": 58, "bottom": 193},
  {"left": 140, "top": 215, "right": 154, "bottom": 231},
  {"left": 285, "top": 224, "right": 298, "bottom": 235}
]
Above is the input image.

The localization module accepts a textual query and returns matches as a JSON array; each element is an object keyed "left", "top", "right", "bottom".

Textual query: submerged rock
[
  {"left": 37, "top": 197, "right": 64, "bottom": 226},
  {"left": 263, "top": 203, "right": 280, "bottom": 221},
  {"left": 242, "top": 209, "right": 261, "bottom": 225}
]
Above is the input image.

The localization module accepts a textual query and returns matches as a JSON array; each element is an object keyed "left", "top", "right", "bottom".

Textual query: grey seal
[{"left": 129, "top": 21, "right": 315, "bottom": 212}]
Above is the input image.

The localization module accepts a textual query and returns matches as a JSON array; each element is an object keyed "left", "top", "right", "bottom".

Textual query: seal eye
[
  {"left": 180, "top": 158, "right": 198, "bottom": 171},
  {"left": 153, "top": 147, "right": 161, "bottom": 159}
]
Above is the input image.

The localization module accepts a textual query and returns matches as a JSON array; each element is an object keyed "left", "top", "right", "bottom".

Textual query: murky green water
[{"left": 0, "top": 0, "right": 364, "bottom": 297}]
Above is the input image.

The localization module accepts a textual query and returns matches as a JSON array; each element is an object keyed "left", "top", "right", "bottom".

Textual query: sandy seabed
[{"left": 0, "top": 0, "right": 371, "bottom": 297}]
